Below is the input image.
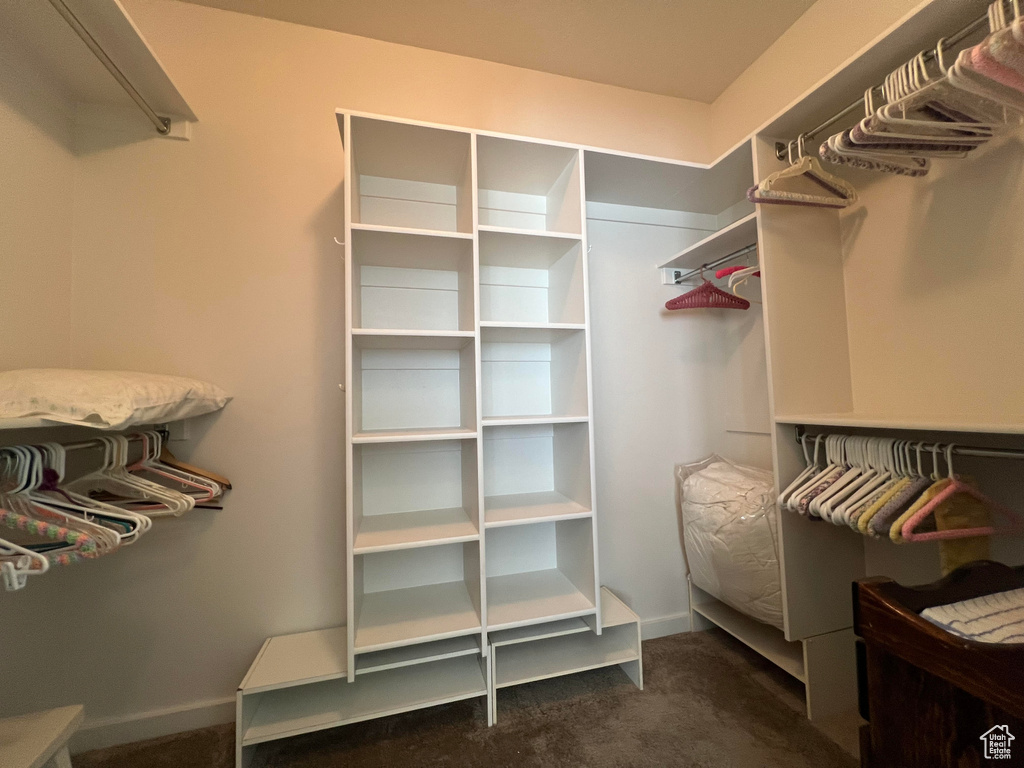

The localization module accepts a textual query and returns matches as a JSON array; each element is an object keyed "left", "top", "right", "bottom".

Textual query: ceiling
[{"left": 176, "top": 0, "right": 816, "bottom": 103}]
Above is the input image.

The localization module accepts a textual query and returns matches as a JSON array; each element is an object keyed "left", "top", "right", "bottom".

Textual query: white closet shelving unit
[{"left": 237, "top": 113, "right": 613, "bottom": 767}]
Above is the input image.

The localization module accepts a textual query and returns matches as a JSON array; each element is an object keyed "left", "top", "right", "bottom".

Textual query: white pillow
[{"left": 0, "top": 369, "right": 231, "bottom": 430}]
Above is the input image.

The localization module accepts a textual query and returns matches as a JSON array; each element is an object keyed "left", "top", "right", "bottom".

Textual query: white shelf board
[
  {"left": 600, "top": 587, "right": 640, "bottom": 629},
  {"left": 240, "top": 627, "right": 348, "bottom": 695},
  {"left": 480, "top": 322, "right": 585, "bottom": 331},
  {"left": 480, "top": 326, "right": 584, "bottom": 344},
  {"left": 493, "top": 630, "right": 637, "bottom": 689},
  {"left": 484, "top": 491, "right": 591, "bottom": 528},
  {"left": 353, "top": 329, "right": 476, "bottom": 339},
  {"left": 775, "top": 412, "right": 1024, "bottom": 436},
  {"left": 354, "top": 507, "right": 479, "bottom": 554},
  {"left": 489, "top": 617, "right": 590, "bottom": 647},
  {"left": 0, "top": 0, "right": 195, "bottom": 120},
  {"left": 355, "top": 635, "right": 480, "bottom": 676},
  {"left": 481, "top": 416, "right": 588, "bottom": 428},
  {"left": 0, "top": 705, "right": 84, "bottom": 768},
  {"left": 355, "top": 580, "right": 481, "bottom": 652},
  {"left": 352, "top": 427, "right": 478, "bottom": 445},
  {"left": 242, "top": 655, "right": 485, "bottom": 746},
  {"left": 486, "top": 569, "right": 595, "bottom": 630},
  {"left": 350, "top": 222, "right": 474, "bottom": 240},
  {"left": 693, "top": 597, "right": 804, "bottom": 682},
  {"left": 478, "top": 224, "right": 581, "bottom": 241},
  {"left": 352, "top": 333, "right": 473, "bottom": 351},
  {"left": 659, "top": 212, "right": 758, "bottom": 270}
]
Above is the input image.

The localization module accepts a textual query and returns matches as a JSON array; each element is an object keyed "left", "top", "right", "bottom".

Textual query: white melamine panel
[
  {"left": 480, "top": 328, "right": 588, "bottom": 420},
  {"left": 486, "top": 570, "right": 595, "bottom": 630},
  {"left": 354, "top": 636, "right": 480, "bottom": 676},
  {"left": 599, "top": 587, "right": 640, "bottom": 629},
  {"left": 478, "top": 230, "right": 585, "bottom": 324},
  {"left": 350, "top": 117, "right": 472, "bottom": 233},
  {"left": 659, "top": 212, "right": 758, "bottom": 270},
  {"left": 242, "top": 656, "right": 486, "bottom": 746},
  {"left": 492, "top": 624, "right": 637, "bottom": 689},
  {"left": 240, "top": 628, "right": 348, "bottom": 694},
  {"left": 488, "top": 617, "right": 590, "bottom": 646},
  {"left": 354, "top": 440, "right": 478, "bottom": 552},
  {"left": 583, "top": 142, "right": 753, "bottom": 215},
  {"left": 485, "top": 518, "right": 597, "bottom": 629},
  {"left": 352, "top": 228, "right": 474, "bottom": 332},
  {"left": 477, "top": 137, "right": 581, "bottom": 234},
  {"left": 482, "top": 423, "right": 592, "bottom": 525},
  {"left": 352, "top": 335, "right": 476, "bottom": 436},
  {"left": 354, "top": 547, "right": 482, "bottom": 652}
]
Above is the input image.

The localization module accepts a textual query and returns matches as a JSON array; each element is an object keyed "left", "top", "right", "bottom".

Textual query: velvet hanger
[
  {"left": 665, "top": 274, "right": 750, "bottom": 310},
  {"left": 902, "top": 445, "right": 1024, "bottom": 542}
]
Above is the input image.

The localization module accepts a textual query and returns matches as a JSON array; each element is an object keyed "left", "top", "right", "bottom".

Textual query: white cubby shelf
[
  {"left": 349, "top": 116, "right": 473, "bottom": 234},
  {"left": 353, "top": 439, "right": 479, "bottom": 554},
  {"left": 483, "top": 421, "right": 592, "bottom": 527},
  {"left": 353, "top": 542, "right": 482, "bottom": 653},
  {"left": 479, "top": 228, "right": 585, "bottom": 326},
  {"left": 351, "top": 333, "right": 477, "bottom": 440},
  {"left": 351, "top": 228, "right": 475, "bottom": 333},
  {"left": 477, "top": 136, "right": 582, "bottom": 236},
  {"left": 481, "top": 326, "right": 589, "bottom": 422},
  {"left": 485, "top": 518, "right": 597, "bottom": 630}
]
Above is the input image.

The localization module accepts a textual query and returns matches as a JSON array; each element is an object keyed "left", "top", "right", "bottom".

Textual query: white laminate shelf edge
[
  {"left": 242, "top": 656, "right": 486, "bottom": 746},
  {"left": 659, "top": 212, "right": 758, "bottom": 270},
  {"left": 0, "top": 705, "right": 83, "bottom": 768}
]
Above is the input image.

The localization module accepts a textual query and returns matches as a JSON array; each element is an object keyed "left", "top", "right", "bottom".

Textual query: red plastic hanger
[{"left": 666, "top": 266, "right": 750, "bottom": 311}]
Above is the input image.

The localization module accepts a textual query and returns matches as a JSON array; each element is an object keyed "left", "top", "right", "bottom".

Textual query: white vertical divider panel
[
  {"left": 753, "top": 133, "right": 864, "bottom": 643},
  {"left": 577, "top": 150, "right": 602, "bottom": 633},
  {"left": 469, "top": 134, "right": 488, "bottom": 655},
  {"left": 343, "top": 113, "right": 357, "bottom": 682}
]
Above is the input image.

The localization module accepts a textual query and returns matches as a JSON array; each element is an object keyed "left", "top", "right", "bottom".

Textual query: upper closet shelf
[
  {"left": 659, "top": 212, "right": 758, "bottom": 270},
  {"left": 775, "top": 413, "right": 1024, "bottom": 436},
  {"left": 0, "top": 0, "right": 196, "bottom": 131}
]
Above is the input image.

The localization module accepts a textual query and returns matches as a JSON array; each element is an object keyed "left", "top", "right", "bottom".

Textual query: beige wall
[
  {"left": 0, "top": 0, "right": 947, "bottom": 750},
  {"left": 0, "top": 26, "right": 75, "bottom": 369},
  {"left": 710, "top": 0, "right": 925, "bottom": 161}
]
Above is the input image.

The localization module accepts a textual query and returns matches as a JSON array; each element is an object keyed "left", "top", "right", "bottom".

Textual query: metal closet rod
[
  {"left": 673, "top": 243, "right": 758, "bottom": 284},
  {"left": 793, "top": 427, "right": 1024, "bottom": 461},
  {"left": 773, "top": 2, "right": 1002, "bottom": 161},
  {"left": 47, "top": 0, "right": 171, "bottom": 135},
  {"left": 53, "top": 429, "right": 169, "bottom": 453}
]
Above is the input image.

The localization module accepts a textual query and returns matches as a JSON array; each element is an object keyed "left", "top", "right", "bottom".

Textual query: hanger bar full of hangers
[
  {"left": 46, "top": 0, "right": 172, "bottom": 135},
  {"left": 794, "top": 426, "right": 1024, "bottom": 461},
  {"left": 59, "top": 428, "right": 170, "bottom": 453},
  {"left": 774, "top": 2, "right": 1005, "bottom": 160},
  {"left": 672, "top": 243, "right": 758, "bottom": 285}
]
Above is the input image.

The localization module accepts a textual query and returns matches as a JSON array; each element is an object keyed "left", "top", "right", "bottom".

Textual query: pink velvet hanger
[
  {"left": 902, "top": 444, "right": 1024, "bottom": 542},
  {"left": 715, "top": 265, "right": 760, "bottom": 279},
  {"left": 666, "top": 267, "right": 750, "bottom": 311}
]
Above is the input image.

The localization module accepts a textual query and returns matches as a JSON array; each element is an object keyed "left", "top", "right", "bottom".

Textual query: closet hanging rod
[
  {"left": 773, "top": 2, "right": 1003, "bottom": 160},
  {"left": 672, "top": 243, "right": 758, "bottom": 284},
  {"left": 58, "top": 429, "right": 169, "bottom": 453},
  {"left": 46, "top": 0, "right": 172, "bottom": 135},
  {"left": 793, "top": 427, "right": 1024, "bottom": 461}
]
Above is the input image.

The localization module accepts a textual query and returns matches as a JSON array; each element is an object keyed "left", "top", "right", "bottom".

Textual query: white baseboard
[
  {"left": 70, "top": 696, "right": 235, "bottom": 755},
  {"left": 641, "top": 612, "right": 691, "bottom": 640}
]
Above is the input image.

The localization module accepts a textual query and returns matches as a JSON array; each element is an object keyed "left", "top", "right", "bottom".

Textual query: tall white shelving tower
[
  {"left": 233, "top": 113, "right": 648, "bottom": 768},
  {"left": 343, "top": 112, "right": 601, "bottom": 665}
]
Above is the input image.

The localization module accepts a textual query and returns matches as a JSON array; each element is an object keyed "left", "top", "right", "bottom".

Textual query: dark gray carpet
[{"left": 76, "top": 630, "right": 856, "bottom": 768}]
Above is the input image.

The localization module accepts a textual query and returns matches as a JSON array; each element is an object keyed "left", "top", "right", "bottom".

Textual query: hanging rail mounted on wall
[{"left": 774, "top": 1, "right": 1006, "bottom": 160}]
